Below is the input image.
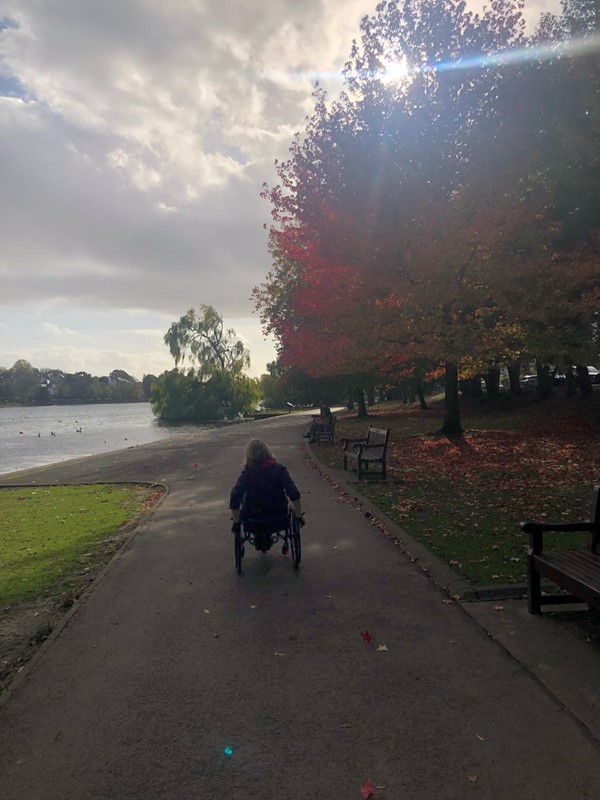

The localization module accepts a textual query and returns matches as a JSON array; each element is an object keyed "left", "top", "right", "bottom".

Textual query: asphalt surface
[{"left": 0, "top": 413, "right": 599, "bottom": 799}]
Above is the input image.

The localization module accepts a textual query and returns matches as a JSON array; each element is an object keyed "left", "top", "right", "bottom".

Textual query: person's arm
[
  {"left": 279, "top": 465, "right": 303, "bottom": 519},
  {"left": 229, "top": 470, "right": 247, "bottom": 526}
]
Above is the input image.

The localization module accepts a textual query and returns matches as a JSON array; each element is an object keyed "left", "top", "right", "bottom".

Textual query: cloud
[{"left": 41, "top": 322, "right": 83, "bottom": 338}]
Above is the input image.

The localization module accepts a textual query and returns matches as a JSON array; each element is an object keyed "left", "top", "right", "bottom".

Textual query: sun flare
[{"left": 380, "top": 55, "right": 410, "bottom": 83}]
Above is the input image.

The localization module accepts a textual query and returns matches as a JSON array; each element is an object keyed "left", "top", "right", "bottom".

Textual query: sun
[{"left": 380, "top": 55, "right": 410, "bottom": 84}]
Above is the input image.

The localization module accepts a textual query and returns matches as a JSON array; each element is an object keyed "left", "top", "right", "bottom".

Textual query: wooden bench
[
  {"left": 314, "top": 414, "right": 336, "bottom": 445},
  {"left": 521, "top": 485, "right": 600, "bottom": 614},
  {"left": 342, "top": 426, "right": 390, "bottom": 480}
]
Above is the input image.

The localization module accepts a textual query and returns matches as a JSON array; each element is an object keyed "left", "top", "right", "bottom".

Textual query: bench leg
[
  {"left": 358, "top": 460, "right": 362, "bottom": 480},
  {"left": 343, "top": 454, "right": 348, "bottom": 471},
  {"left": 527, "top": 554, "right": 542, "bottom": 614},
  {"left": 381, "top": 458, "right": 387, "bottom": 480}
]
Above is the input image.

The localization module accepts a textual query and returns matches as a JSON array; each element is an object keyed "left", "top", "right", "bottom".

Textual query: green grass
[
  {"left": 357, "top": 479, "right": 589, "bottom": 585},
  {"left": 0, "top": 484, "right": 163, "bottom": 607},
  {"left": 311, "top": 394, "right": 599, "bottom": 586}
]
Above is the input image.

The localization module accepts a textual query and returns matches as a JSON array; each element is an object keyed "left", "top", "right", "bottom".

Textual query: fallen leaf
[
  {"left": 443, "top": 599, "right": 454, "bottom": 605},
  {"left": 274, "top": 652, "right": 286, "bottom": 657},
  {"left": 325, "top": 594, "right": 332, "bottom": 599},
  {"left": 452, "top": 594, "right": 462, "bottom": 601},
  {"left": 250, "top": 605, "right": 258, "bottom": 609},
  {"left": 492, "top": 605, "right": 505, "bottom": 611},
  {"left": 468, "top": 774, "right": 478, "bottom": 783},
  {"left": 204, "top": 609, "right": 210, "bottom": 614},
  {"left": 360, "top": 630, "right": 372, "bottom": 643},
  {"left": 376, "top": 644, "right": 388, "bottom": 652},
  {"left": 360, "top": 780, "right": 377, "bottom": 799},
  {"left": 476, "top": 734, "right": 485, "bottom": 741},
  {"left": 448, "top": 559, "right": 460, "bottom": 566}
]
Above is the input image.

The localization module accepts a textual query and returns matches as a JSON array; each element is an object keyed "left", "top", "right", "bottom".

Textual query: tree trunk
[
  {"left": 416, "top": 382, "right": 428, "bottom": 410},
  {"left": 346, "top": 388, "right": 354, "bottom": 411},
  {"left": 565, "top": 366, "right": 577, "bottom": 398},
  {"left": 507, "top": 362, "right": 521, "bottom": 396},
  {"left": 438, "top": 362, "right": 463, "bottom": 436},
  {"left": 355, "top": 387, "right": 368, "bottom": 418},
  {"left": 536, "top": 361, "right": 553, "bottom": 398},
  {"left": 575, "top": 364, "right": 593, "bottom": 397},
  {"left": 460, "top": 376, "right": 482, "bottom": 399},
  {"left": 367, "top": 386, "right": 375, "bottom": 406},
  {"left": 484, "top": 367, "right": 500, "bottom": 398}
]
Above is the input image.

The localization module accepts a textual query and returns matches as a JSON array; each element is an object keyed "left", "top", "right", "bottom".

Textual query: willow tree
[{"left": 152, "top": 305, "right": 258, "bottom": 422}]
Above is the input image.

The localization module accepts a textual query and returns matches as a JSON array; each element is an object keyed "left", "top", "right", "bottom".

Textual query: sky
[{"left": 0, "top": 0, "right": 560, "bottom": 381}]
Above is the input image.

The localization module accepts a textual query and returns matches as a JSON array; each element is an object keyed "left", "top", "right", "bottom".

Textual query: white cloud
[{"left": 41, "top": 322, "right": 83, "bottom": 338}]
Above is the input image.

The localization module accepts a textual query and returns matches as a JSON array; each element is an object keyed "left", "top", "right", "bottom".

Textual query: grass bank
[
  {"left": 311, "top": 391, "right": 599, "bottom": 586},
  {"left": 0, "top": 484, "right": 164, "bottom": 608}
]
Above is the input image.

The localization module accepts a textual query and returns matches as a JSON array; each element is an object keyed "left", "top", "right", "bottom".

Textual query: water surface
[{"left": 0, "top": 403, "right": 203, "bottom": 476}]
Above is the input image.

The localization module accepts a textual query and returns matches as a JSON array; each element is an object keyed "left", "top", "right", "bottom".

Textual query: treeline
[
  {"left": 256, "top": 0, "right": 600, "bottom": 433},
  {"left": 0, "top": 360, "right": 159, "bottom": 405}
]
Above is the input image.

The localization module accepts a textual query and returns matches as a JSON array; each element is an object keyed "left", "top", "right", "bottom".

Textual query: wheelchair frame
[{"left": 234, "top": 507, "right": 301, "bottom": 575}]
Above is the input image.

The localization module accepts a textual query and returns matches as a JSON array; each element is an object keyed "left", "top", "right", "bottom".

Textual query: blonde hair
[{"left": 244, "top": 438, "right": 274, "bottom": 467}]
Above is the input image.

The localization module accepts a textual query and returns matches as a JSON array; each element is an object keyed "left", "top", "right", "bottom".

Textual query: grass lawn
[
  {"left": 0, "top": 484, "right": 164, "bottom": 608},
  {"left": 312, "top": 391, "right": 599, "bottom": 586}
]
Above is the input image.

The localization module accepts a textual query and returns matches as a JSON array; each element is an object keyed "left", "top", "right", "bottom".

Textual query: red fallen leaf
[
  {"left": 360, "top": 780, "right": 377, "bottom": 799},
  {"left": 193, "top": 463, "right": 200, "bottom": 468},
  {"left": 360, "top": 630, "right": 372, "bottom": 643}
]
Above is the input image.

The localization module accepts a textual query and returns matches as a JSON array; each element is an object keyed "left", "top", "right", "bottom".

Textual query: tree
[
  {"left": 8, "top": 360, "right": 39, "bottom": 404},
  {"left": 258, "top": 0, "right": 599, "bottom": 431},
  {"left": 142, "top": 374, "right": 159, "bottom": 401},
  {"left": 164, "top": 305, "right": 250, "bottom": 375},
  {"left": 152, "top": 306, "right": 257, "bottom": 422},
  {"left": 259, "top": 0, "right": 530, "bottom": 434}
]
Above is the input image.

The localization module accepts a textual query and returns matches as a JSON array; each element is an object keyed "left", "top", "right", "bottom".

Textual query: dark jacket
[{"left": 229, "top": 457, "right": 300, "bottom": 524}]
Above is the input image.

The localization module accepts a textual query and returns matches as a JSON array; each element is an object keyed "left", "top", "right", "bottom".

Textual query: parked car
[
  {"left": 570, "top": 366, "right": 600, "bottom": 384},
  {"left": 586, "top": 366, "right": 600, "bottom": 384},
  {"left": 520, "top": 374, "right": 538, "bottom": 388}
]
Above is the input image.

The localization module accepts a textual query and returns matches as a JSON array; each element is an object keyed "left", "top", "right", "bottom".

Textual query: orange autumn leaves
[{"left": 393, "top": 423, "right": 598, "bottom": 491}]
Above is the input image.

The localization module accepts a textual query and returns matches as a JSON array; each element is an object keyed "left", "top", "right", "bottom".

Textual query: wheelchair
[{"left": 234, "top": 507, "right": 302, "bottom": 575}]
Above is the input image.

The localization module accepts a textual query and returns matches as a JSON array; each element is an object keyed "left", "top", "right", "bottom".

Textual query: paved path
[{"left": 0, "top": 415, "right": 598, "bottom": 799}]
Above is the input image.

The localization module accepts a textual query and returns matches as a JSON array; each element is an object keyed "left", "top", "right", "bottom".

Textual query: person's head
[{"left": 244, "top": 438, "right": 274, "bottom": 467}]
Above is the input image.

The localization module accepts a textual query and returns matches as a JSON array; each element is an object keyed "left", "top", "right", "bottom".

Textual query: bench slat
[
  {"left": 536, "top": 550, "right": 600, "bottom": 583},
  {"left": 532, "top": 549, "right": 600, "bottom": 607}
]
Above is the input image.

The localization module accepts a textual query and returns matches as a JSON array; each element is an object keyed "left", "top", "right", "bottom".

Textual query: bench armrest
[
  {"left": 341, "top": 437, "right": 367, "bottom": 450},
  {"left": 360, "top": 443, "right": 386, "bottom": 451},
  {"left": 521, "top": 521, "right": 594, "bottom": 554},
  {"left": 520, "top": 521, "right": 594, "bottom": 534}
]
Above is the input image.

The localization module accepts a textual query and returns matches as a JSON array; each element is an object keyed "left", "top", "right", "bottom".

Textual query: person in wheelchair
[{"left": 230, "top": 439, "right": 304, "bottom": 552}]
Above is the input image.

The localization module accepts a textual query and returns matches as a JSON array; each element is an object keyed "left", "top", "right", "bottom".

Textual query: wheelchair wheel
[
  {"left": 290, "top": 514, "right": 301, "bottom": 569},
  {"left": 234, "top": 529, "right": 243, "bottom": 575}
]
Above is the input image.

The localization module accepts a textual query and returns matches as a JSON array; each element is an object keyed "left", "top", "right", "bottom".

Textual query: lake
[{"left": 0, "top": 403, "right": 206, "bottom": 477}]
